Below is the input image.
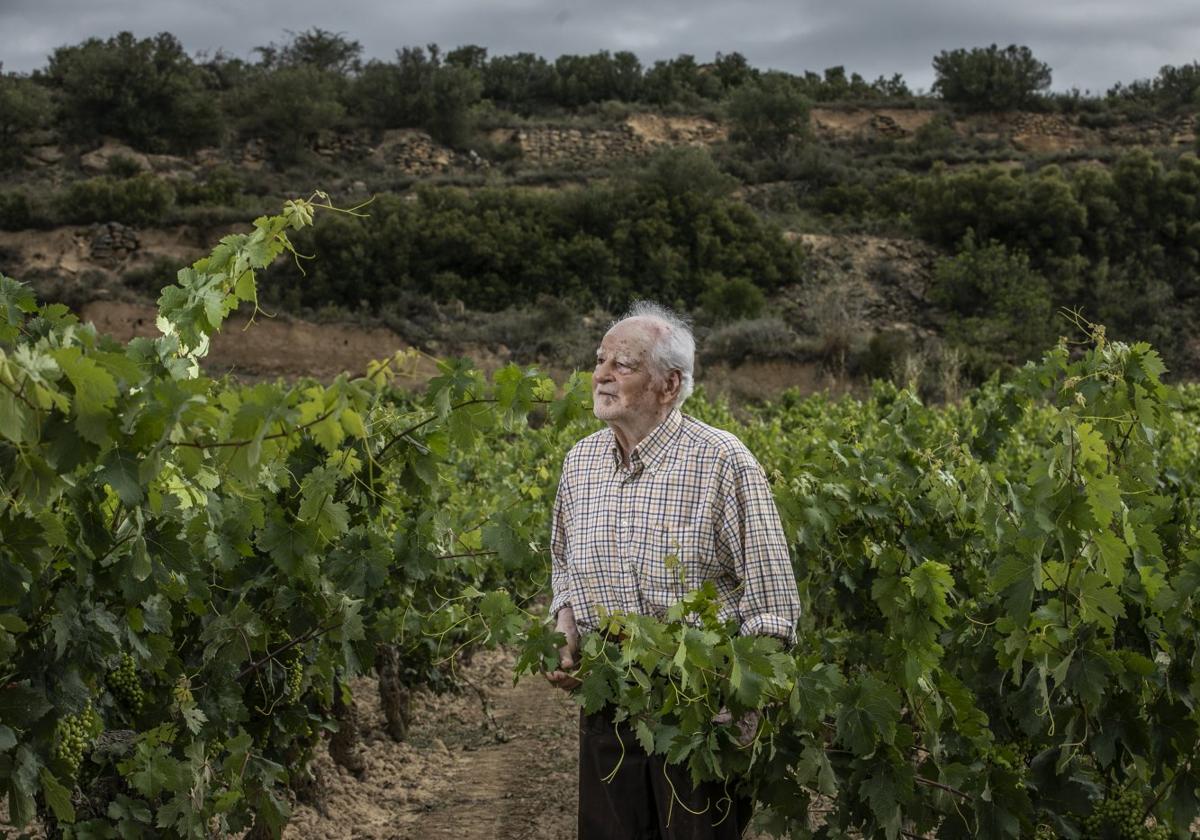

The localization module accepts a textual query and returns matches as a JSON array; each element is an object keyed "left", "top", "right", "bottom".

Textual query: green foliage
[
  {"left": 349, "top": 52, "right": 436, "bottom": 131},
  {"left": 635, "top": 145, "right": 736, "bottom": 200},
  {"left": 932, "top": 44, "right": 1052, "bottom": 111},
  {"left": 701, "top": 317, "right": 797, "bottom": 365},
  {"left": 501, "top": 327, "right": 1200, "bottom": 839},
  {"left": 0, "top": 191, "right": 34, "bottom": 230},
  {"left": 1107, "top": 62, "right": 1200, "bottom": 113},
  {"left": 0, "top": 74, "right": 53, "bottom": 169},
  {"left": 0, "top": 197, "right": 595, "bottom": 836},
  {"left": 929, "top": 231, "right": 1056, "bottom": 373},
  {"left": 3, "top": 188, "right": 1200, "bottom": 838},
  {"left": 262, "top": 175, "right": 800, "bottom": 315},
  {"left": 912, "top": 112, "right": 960, "bottom": 151},
  {"left": 426, "top": 64, "right": 483, "bottom": 148},
  {"left": 45, "top": 31, "right": 223, "bottom": 152},
  {"left": 254, "top": 28, "right": 363, "bottom": 75},
  {"left": 233, "top": 65, "right": 346, "bottom": 165},
  {"left": 697, "top": 276, "right": 765, "bottom": 323},
  {"left": 56, "top": 174, "right": 176, "bottom": 226},
  {"left": 727, "top": 72, "right": 812, "bottom": 157},
  {"left": 348, "top": 47, "right": 481, "bottom": 146},
  {"left": 552, "top": 50, "right": 644, "bottom": 106},
  {"left": 903, "top": 152, "right": 1200, "bottom": 373}
]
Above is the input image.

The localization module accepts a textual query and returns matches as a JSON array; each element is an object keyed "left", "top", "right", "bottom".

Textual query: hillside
[{"left": 3, "top": 36, "right": 1199, "bottom": 394}]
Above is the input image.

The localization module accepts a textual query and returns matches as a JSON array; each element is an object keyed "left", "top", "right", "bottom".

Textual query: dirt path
[{"left": 286, "top": 649, "right": 579, "bottom": 840}]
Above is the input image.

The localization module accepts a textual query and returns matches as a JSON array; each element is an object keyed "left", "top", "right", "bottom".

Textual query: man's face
[{"left": 592, "top": 319, "right": 669, "bottom": 428}]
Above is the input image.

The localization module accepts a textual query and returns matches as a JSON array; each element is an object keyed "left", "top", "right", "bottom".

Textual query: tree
[
  {"left": 427, "top": 65, "right": 483, "bottom": 148},
  {"left": 635, "top": 146, "right": 736, "bottom": 202},
  {"left": 552, "top": 51, "right": 642, "bottom": 106},
  {"left": 254, "top": 28, "right": 363, "bottom": 75},
  {"left": 236, "top": 65, "right": 345, "bottom": 164},
  {"left": 45, "top": 32, "right": 223, "bottom": 151},
  {"left": 711, "top": 52, "right": 756, "bottom": 92},
  {"left": 727, "top": 72, "right": 811, "bottom": 156},
  {"left": 0, "top": 75, "right": 53, "bottom": 168},
  {"left": 929, "top": 231, "right": 1055, "bottom": 371},
  {"left": 446, "top": 45, "right": 489, "bottom": 72},
  {"left": 642, "top": 54, "right": 720, "bottom": 104},
  {"left": 932, "top": 44, "right": 1052, "bottom": 111}
]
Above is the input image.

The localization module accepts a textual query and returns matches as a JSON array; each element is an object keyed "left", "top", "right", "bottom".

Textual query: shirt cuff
[
  {"left": 549, "top": 591, "right": 573, "bottom": 620},
  {"left": 739, "top": 613, "right": 797, "bottom": 645}
]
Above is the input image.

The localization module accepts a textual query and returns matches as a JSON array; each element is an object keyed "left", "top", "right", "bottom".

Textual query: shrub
[
  {"left": 698, "top": 276, "right": 766, "bottom": 323},
  {"left": 0, "top": 192, "right": 34, "bottom": 230},
  {"left": 929, "top": 232, "right": 1055, "bottom": 373},
  {"left": 932, "top": 44, "right": 1052, "bottom": 112},
  {"left": 702, "top": 317, "right": 798, "bottom": 366},
  {"left": 0, "top": 75, "right": 53, "bottom": 169},
  {"left": 234, "top": 65, "right": 345, "bottom": 165},
  {"left": 727, "top": 72, "right": 812, "bottom": 157},
  {"left": 912, "top": 113, "right": 959, "bottom": 150},
  {"left": 57, "top": 175, "right": 176, "bottom": 225},
  {"left": 46, "top": 31, "right": 223, "bottom": 152},
  {"left": 174, "top": 165, "right": 242, "bottom": 206}
]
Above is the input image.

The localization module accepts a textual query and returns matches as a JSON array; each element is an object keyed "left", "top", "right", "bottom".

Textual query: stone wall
[
  {"left": 490, "top": 125, "right": 647, "bottom": 167},
  {"left": 89, "top": 222, "right": 139, "bottom": 267}
]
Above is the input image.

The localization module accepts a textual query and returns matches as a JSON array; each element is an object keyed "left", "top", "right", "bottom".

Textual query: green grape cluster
[
  {"left": 285, "top": 645, "right": 304, "bottom": 704},
  {"left": 1081, "top": 790, "right": 1166, "bottom": 840},
  {"left": 108, "top": 652, "right": 144, "bottom": 714},
  {"left": 52, "top": 703, "right": 99, "bottom": 778},
  {"left": 1034, "top": 824, "right": 1057, "bottom": 839}
]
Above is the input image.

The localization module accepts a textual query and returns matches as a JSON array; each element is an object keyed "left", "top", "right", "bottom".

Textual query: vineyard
[{"left": 1, "top": 200, "right": 1199, "bottom": 839}]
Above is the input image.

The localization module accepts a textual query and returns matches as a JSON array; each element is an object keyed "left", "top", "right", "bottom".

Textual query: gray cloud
[{"left": 2, "top": 0, "right": 1197, "bottom": 93}]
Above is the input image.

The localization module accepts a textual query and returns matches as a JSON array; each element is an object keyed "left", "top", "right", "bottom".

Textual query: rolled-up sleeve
[{"left": 718, "top": 453, "right": 801, "bottom": 645}]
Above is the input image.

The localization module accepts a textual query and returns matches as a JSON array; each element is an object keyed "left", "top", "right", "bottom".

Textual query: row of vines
[
  {"left": 2, "top": 202, "right": 1199, "bottom": 838},
  {"left": 541, "top": 336, "right": 1200, "bottom": 839}
]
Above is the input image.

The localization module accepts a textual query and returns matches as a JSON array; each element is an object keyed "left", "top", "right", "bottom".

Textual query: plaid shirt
[{"left": 550, "top": 409, "right": 800, "bottom": 643}]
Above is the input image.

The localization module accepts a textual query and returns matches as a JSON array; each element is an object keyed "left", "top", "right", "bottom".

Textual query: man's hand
[
  {"left": 712, "top": 707, "right": 760, "bottom": 746},
  {"left": 546, "top": 605, "right": 581, "bottom": 691}
]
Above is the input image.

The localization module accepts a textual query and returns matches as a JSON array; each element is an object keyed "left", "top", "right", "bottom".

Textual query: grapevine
[{"left": 1, "top": 194, "right": 1197, "bottom": 839}]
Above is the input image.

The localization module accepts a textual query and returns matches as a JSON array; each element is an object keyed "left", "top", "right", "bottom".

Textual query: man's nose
[{"left": 594, "top": 361, "right": 614, "bottom": 382}]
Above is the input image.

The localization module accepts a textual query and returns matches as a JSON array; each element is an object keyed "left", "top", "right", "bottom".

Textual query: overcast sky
[{"left": 3, "top": 0, "right": 1198, "bottom": 94}]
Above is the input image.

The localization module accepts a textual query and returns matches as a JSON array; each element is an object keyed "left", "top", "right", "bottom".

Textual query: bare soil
[{"left": 287, "top": 649, "right": 578, "bottom": 840}]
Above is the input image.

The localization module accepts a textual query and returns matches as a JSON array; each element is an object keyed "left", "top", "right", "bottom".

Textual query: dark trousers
[{"left": 578, "top": 709, "right": 753, "bottom": 840}]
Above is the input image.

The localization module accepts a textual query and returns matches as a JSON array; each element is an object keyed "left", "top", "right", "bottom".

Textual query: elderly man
[{"left": 546, "top": 300, "right": 801, "bottom": 840}]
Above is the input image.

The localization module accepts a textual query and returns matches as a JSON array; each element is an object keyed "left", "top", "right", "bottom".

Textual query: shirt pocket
[{"left": 643, "top": 517, "right": 714, "bottom": 606}]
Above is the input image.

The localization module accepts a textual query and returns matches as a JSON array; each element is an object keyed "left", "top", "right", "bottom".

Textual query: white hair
[{"left": 612, "top": 300, "right": 695, "bottom": 409}]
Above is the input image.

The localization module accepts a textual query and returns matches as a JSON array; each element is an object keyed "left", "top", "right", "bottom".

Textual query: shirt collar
[{"left": 609, "top": 408, "right": 683, "bottom": 473}]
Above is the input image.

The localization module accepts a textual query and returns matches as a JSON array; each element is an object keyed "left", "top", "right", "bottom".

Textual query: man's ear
[{"left": 662, "top": 370, "right": 682, "bottom": 404}]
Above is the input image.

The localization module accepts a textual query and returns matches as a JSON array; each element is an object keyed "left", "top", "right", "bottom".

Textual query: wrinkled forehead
[{"left": 599, "top": 317, "right": 664, "bottom": 356}]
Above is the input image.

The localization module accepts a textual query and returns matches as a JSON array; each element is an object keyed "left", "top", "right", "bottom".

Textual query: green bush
[
  {"left": 0, "top": 75, "right": 53, "bottom": 169},
  {"left": 929, "top": 232, "right": 1055, "bottom": 374},
  {"left": 233, "top": 65, "right": 345, "bottom": 165},
  {"left": 932, "top": 44, "right": 1052, "bottom": 112},
  {"left": 702, "top": 317, "right": 797, "bottom": 366},
  {"left": 57, "top": 174, "right": 176, "bottom": 225},
  {"left": 0, "top": 192, "right": 34, "bottom": 230},
  {"left": 698, "top": 275, "right": 766, "bottom": 323},
  {"left": 174, "top": 165, "right": 242, "bottom": 206},
  {"left": 912, "top": 113, "right": 959, "bottom": 150},
  {"left": 46, "top": 31, "right": 223, "bottom": 152},
  {"left": 727, "top": 72, "right": 811, "bottom": 157},
  {"left": 262, "top": 177, "right": 801, "bottom": 315}
]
